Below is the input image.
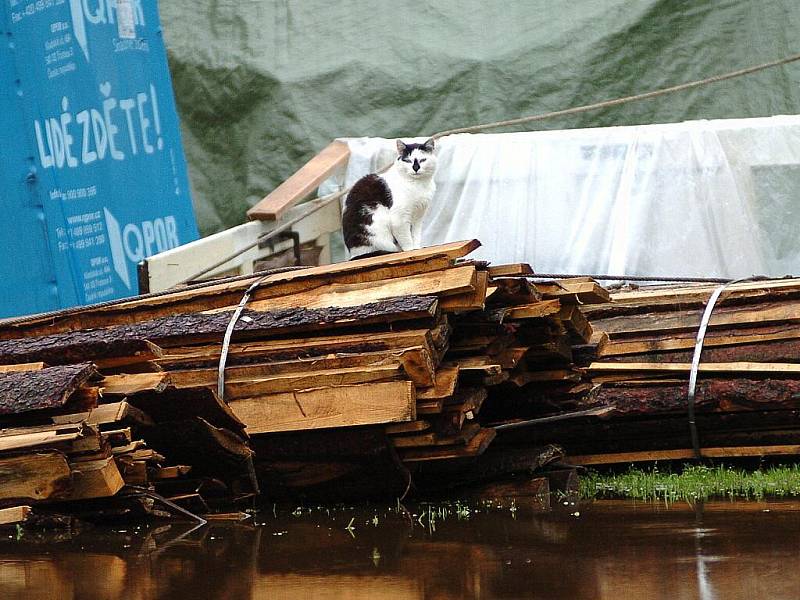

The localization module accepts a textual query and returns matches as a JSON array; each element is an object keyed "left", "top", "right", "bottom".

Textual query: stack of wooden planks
[
  {"left": 501, "top": 278, "right": 800, "bottom": 465},
  {"left": 0, "top": 240, "right": 614, "bottom": 505}
]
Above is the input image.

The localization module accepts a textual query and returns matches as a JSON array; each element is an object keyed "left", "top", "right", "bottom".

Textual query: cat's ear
[
  {"left": 396, "top": 140, "right": 407, "bottom": 156},
  {"left": 422, "top": 138, "right": 435, "bottom": 153}
]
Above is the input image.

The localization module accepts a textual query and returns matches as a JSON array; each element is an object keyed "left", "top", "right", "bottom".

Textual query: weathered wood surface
[
  {"left": 584, "top": 278, "right": 800, "bottom": 319},
  {"left": 0, "top": 335, "right": 156, "bottom": 366},
  {"left": 158, "top": 329, "right": 437, "bottom": 368},
  {"left": 238, "top": 265, "right": 477, "bottom": 313},
  {"left": 0, "top": 364, "right": 96, "bottom": 415},
  {"left": 229, "top": 381, "right": 416, "bottom": 434},
  {"left": 596, "top": 323, "right": 800, "bottom": 357},
  {"left": 0, "top": 296, "right": 440, "bottom": 362},
  {"left": 398, "top": 427, "right": 496, "bottom": 462},
  {"left": 168, "top": 347, "right": 437, "bottom": 389},
  {"left": 0, "top": 452, "right": 72, "bottom": 504},
  {"left": 67, "top": 457, "right": 125, "bottom": 500},
  {"left": 0, "top": 240, "right": 478, "bottom": 339},
  {"left": 592, "top": 301, "right": 800, "bottom": 338},
  {"left": 597, "top": 378, "right": 800, "bottom": 416}
]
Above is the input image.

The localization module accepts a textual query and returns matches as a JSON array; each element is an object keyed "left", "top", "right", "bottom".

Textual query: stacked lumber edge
[
  {"left": 494, "top": 278, "right": 800, "bottom": 466},
  {"left": 2, "top": 239, "right": 800, "bottom": 523}
]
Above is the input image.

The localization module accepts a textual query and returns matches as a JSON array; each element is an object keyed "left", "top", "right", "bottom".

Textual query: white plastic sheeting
[{"left": 336, "top": 115, "right": 800, "bottom": 278}]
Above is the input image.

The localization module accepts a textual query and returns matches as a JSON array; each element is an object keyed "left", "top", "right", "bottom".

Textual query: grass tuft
[{"left": 580, "top": 464, "right": 800, "bottom": 502}]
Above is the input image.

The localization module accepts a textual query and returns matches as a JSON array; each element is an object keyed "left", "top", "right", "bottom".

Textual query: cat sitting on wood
[{"left": 343, "top": 138, "right": 437, "bottom": 259}]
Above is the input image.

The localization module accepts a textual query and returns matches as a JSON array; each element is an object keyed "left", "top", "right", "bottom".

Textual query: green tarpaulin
[{"left": 159, "top": 1, "right": 800, "bottom": 235}]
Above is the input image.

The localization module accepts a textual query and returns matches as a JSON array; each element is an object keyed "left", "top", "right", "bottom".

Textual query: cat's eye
[
  {"left": 419, "top": 158, "right": 427, "bottom": 163},
  {"left": 401, "top": 158, "right": 412, "bottom": 163}
]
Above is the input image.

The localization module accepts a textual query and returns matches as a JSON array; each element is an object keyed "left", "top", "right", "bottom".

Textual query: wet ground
[{"left": 1, "top": 499, "right": 799, "bottom": 599}]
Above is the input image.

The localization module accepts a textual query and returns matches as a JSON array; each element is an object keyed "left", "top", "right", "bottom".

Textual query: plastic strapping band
[
  {"left": 687, "top": 277, "right": 761, "bottom": 459},
  {"left": 217, "top": 276, "right": 268, "bottom": 400}
]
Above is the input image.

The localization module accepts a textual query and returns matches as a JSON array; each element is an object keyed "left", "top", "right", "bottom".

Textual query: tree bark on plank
[{"left": 0, "top": 364, "right": 97, "bottom": 415}]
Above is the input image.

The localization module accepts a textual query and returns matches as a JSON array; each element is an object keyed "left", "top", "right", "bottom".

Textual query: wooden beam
[
  {"left": 0, "top": 452, "right": 72, "bottom": 503},
  {"left": 0, "top": 240, "right": 479, "bottom": 339},
  {"left": 234, "top": 265, "right": 477, "bottom": 313},
  {"left": 0, "top": 505, "right": 32, "bottom": 527},
  {"left": 228, "top": 381, "right": 416, "bottom": 433},
  {"left": 587, "top": 361, "right": 800, "bottom": 376},
  {"left": 566, "top": 445, "right": 800, "bottom": 465},
  {"left": 247, "top": 141, "right": 351, "bottom": 221}
]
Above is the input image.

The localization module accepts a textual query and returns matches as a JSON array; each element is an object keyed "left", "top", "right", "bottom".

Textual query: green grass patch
[{"left": 580, "top": 464, "right": 800, "bottom": 502}]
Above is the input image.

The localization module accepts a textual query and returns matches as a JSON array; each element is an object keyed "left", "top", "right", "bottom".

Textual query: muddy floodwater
[{"left": 2, "top": 499, "right": 800, "bottom": 599}]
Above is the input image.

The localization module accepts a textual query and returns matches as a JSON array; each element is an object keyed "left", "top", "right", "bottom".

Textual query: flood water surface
[{"left": 2, "top": 499, "right": 800, "bottom": 599}]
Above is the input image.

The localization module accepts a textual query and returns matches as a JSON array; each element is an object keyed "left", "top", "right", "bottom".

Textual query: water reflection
[{"left": 1, "top": 500, "right": 800, "bottom": 599}]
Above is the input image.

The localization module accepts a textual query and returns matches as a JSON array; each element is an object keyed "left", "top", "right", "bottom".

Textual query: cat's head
[{"left": 395, "top": 138, "right": 437, "bottom": 179}]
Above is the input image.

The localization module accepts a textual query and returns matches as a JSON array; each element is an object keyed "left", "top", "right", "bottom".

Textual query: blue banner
[{"left": 0, "top": 0, "right": 198, "bottom": 317}]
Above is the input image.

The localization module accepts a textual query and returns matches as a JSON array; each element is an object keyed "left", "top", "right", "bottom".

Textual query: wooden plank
[
  {"left": 0, "top": 452, "right": 72, "bottom": 503},
  {"left": 0, "top": 363, "right": 97, "bottom": 416},
  {"left": 0, "top": 427, "right": 100, "bottom": 455},
  {"left": 537, "top": 278, "right": 610, "bottom": 304},
  {"left": 587, "top": 361, "right": 800, "bottom": 376},
  {"left": 67, "top": 457, "right": 125, "bottom": 499},
  {"left": 238, "top": 265, "right": 477, "bottom": 313},
  {"left": 168, "top": 346, "right": 436, "bottom": 389},
  {"left": 566, "top": 445, "right": 800, "bottom": 465},
  {"left": 484, "top": 300, "right": 561, "bottom": 323},
  {"left": 417, "top": 366, "right": 459, "bottom": 400},
  {"left": 593, "top": 301, "right": 800, "bottom": 338},
  {"left": 0, "top": 505, "right": 32, "bottom": 527},
  {"left": 228, "top": 381, "right": 416, "bottom": 433},
  {"left": 51, "top": 401, "right": 154, "bottom": 428},
  {"left": 223, "top": 365, "right": 403, "bottom": 399},
  {"left": 597, "top": 325, "right": 800, "bottom": 358},
  {"left": 247, "top": 140, "right": 351, "bottom": 221},
  {"left": 0, "top": 362, "right": 45, "bottom": 373},
  {"left": 101, "top": 372, "right": 171, "bottom": 395},
  {"left": 0, "top": 297, "right": 441, "bottom": 360},
  {"left": 384, "top": 421, "right": 431, "bottom": 435},
  {"left": 0, "top": 240, "right": 479, "bottom": 339},
  {"left": 151, "top": 465, "right": 192, "bottom": 480},
  {"left": 391, "top": 423, "right": 481, "bottom": 448},
  {"left": 487, "top": 264, "right": 534, "bottom": 278},
  {"left": 398, "top": 427, "right": 496, "bottom": 462},
  {"left": 158, "top": 328, "right": 436, "bottom": 367}
]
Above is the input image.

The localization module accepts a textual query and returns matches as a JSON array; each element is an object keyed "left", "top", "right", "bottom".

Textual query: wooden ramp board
[
  {"left": 247, "top": 140, "right": 351, "bottom": 221},
  {"left": 0, "top": 240, "right": 479, "bottom": 339},
  {"left": 228, "top": 381, "right": 416, "bottom": 434},
  {"left": 566, "top": 445, "right": 800, "bottom": 465}
]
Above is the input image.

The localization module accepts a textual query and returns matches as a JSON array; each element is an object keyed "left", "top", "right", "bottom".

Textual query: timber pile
[
  {"left": 0, "top": 240, "right": 586, "bottom": 507},
  {"left": 501, "top": 278, "right": 800, "bottom": 465}
]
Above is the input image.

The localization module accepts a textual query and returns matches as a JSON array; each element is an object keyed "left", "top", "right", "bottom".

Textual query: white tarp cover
[{"left": 336, "top": 115, "right": 800, "bottom": 279}]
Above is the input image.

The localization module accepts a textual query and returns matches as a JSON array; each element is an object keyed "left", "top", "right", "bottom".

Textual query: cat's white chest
[{"left": 384, "top": 170, "right": 435, "bottom": 218}]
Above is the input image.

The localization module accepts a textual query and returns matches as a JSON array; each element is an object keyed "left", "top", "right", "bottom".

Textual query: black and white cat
[{"left": 342, "top": 138, "right": 437, "bottom": 259}]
